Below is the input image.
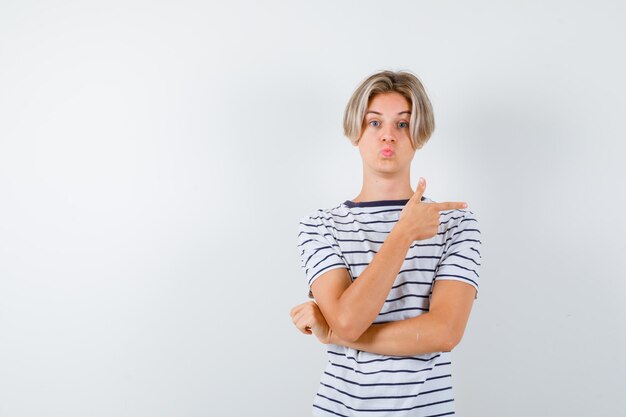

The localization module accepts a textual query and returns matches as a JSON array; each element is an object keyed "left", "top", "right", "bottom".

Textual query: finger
[
  {"left": 296, "top": 323, "right": 310, "bottom": 335},
  {"left": 431, "top": 201, "right": 468, "bottom": 211},
  {"left": 294, "top": 316, "right": 313, "bottom": 335},
  {"left": 289, "top": 302, "right": 307, "bottom": 318},
  {"left": 411, "top": 177, "right": 426, "bottom": 203},
  {"left": 293, "top": 309, "right": 316, "bottom": 333},
  {"left": 289, "top": 305, "right": 301, "bottom": 318},
  {"left": 291, "top": 309, "right": 306, "bottom": 326}
]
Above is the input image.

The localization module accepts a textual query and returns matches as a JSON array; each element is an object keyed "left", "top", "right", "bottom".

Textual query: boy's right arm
[
  {"left": 309, "top": 225, "right": 414, "bottom": 342},
  {"left": 309, "top": 178, "right": 467, "bottom": 342}
]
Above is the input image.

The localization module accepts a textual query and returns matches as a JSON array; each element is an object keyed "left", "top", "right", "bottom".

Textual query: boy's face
[{"left": 356, "top": 92, "right": 416, "bottom": 177}]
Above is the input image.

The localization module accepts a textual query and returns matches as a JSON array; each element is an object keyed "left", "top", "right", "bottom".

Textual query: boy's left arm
[{"left": 328, "top": 280, "right": 476, "bottom": 356}]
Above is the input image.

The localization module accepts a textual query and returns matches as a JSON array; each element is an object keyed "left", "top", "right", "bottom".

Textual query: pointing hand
[{"left": 397, "top": 177, "right": 468, "bottom": 241}]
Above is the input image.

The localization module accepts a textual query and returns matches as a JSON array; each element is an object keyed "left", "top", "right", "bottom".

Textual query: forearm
[
  {"left": 333, "top": 224, "right": 413, "bottom": 340},
  {"left": 329, "top": 312, "right": 454, "bottom": 356}
]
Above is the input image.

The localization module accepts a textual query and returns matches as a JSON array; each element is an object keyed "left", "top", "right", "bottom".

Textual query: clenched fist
[{"left": 290, "top": 300, "right": 333, "bottom": 345}]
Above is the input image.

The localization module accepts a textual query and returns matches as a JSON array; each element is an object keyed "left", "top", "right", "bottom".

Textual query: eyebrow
[{"left": 366, "top": 110, "right": 411, "bottom": 116}]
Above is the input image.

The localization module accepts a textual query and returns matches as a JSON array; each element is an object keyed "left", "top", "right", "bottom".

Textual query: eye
[
  {"left": 369, "top": 120, "right": 380, "bottom": 127},
  {"left": 398, "top": 121, "right": 408, "bottom": 128}
]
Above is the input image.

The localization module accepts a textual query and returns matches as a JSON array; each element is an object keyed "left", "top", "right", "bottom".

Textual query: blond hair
[{"left": 343, "top": 70, "right": 435, "bottom": 149}]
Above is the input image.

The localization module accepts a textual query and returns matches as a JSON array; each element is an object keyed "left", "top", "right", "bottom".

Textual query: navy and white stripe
[{"left": 297, "top": 197, "right": 482, "bottom": 416}]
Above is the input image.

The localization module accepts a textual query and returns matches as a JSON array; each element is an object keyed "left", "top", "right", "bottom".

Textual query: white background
[{"left": 1, "top": 1, "right": 625, "bottom": 416}]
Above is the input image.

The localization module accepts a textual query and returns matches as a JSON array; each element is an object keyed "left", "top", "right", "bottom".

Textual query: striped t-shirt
[{"left": 297, "top": 196, "right": 482, "bottom": 417}]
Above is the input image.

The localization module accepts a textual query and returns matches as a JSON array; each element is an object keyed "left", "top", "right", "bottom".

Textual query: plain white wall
[{"left": 1, "top": 1, "right": 624, "bottom": 416}]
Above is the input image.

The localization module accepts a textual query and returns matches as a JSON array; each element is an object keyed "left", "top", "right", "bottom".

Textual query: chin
[{"left": 375, "top": 166, "right": 403, "bottom": 175}]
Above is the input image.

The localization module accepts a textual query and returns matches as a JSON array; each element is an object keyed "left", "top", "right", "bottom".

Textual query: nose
[
  {"left": 379, "top": 123, "right": 397, "bottom": 143},
  {"left": 380, "top": 132, "right": 396, "bottom": 143}
]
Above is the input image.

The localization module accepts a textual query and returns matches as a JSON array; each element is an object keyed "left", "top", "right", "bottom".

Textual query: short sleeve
[
  {"left": 433, "top": 210, "right": 482, "bottom": 299},
  {"left": 297, "top": 211, "right": 350, "bottom": 298}
]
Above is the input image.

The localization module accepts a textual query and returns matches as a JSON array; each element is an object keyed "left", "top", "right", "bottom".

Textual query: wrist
[{"left": 390, "top": 220, "right": 414, "bottom": 247}]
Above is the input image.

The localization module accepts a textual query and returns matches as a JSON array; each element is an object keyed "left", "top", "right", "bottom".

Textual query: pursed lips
[{"left": 381, "top": 147, "right": 394, "bottom": 156}]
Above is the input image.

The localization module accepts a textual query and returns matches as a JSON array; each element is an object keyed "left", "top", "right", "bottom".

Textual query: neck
[{"left": 352, "top": 169, "right": 414, "bottom": 202}]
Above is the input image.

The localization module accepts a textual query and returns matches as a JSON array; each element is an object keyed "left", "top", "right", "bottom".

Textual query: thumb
[{"left": 411, "top": 177, "right": 426, "bottom": 203}]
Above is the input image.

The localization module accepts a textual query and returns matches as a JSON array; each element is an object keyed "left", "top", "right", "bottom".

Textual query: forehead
[{"left": 366, "top": 92, "right": 411, "bottom": 114}]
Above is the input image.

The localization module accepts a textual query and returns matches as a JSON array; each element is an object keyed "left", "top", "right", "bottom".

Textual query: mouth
[{"left": 381, "top": 148, "right": 394, "bottom": 157}]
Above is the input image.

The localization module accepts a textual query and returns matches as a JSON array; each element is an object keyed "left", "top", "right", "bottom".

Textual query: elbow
[
  {"left": 335, "top": 330, "right": 360, "bottom": 343},
  {"left": 342, "top": 329, "right": 363, "bottom": 343},
  {"left": 334, "top": 315, "right": 365, "bottom": 343},
  {"left": 440, "top": 337, "right": 457, "bottom": 352},
  {"left": 440, "top": 330, "right": 463, "bottom": 352}
]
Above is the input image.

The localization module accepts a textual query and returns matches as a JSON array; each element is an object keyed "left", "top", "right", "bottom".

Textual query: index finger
[{"left": 430, "top": 201, "right": 468, "bottom": 211}]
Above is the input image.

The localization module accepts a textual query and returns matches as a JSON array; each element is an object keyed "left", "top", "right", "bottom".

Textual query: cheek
[
  {"left": 404, "top": 149, "right": 417, "bottom": 162},
  {"left": 357, "top": 138, "right": 375, "bottom": 156}
]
